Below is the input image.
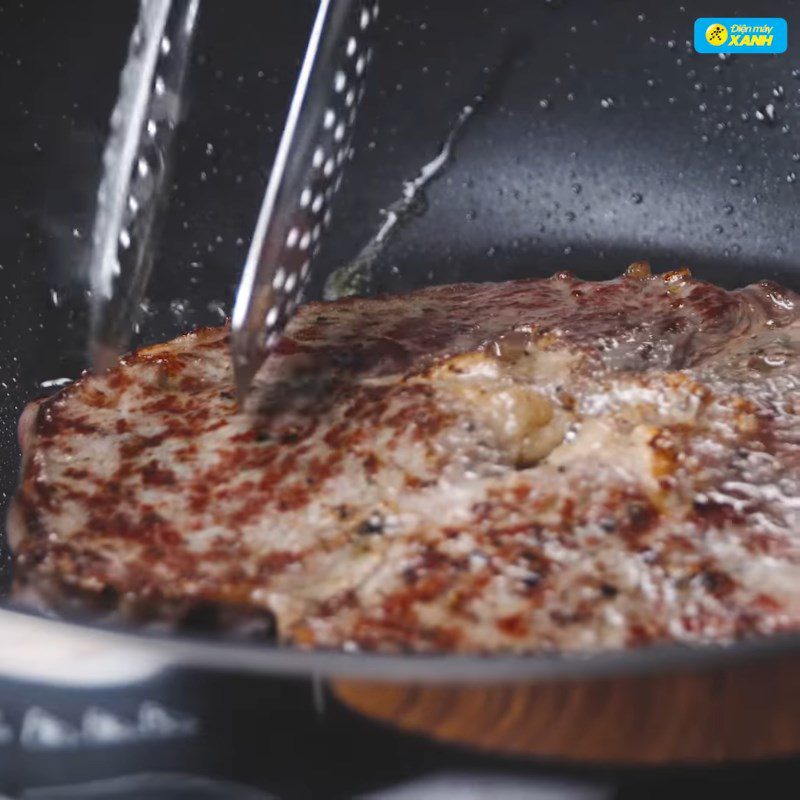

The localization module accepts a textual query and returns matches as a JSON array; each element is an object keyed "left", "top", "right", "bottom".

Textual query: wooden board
[{"left": 333, "top": 653, "right": 800, "bottom": 763}]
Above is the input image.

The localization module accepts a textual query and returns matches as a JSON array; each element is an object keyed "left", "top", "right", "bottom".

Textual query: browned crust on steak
[{"left": 8, "top": 267, "right": 800, "bottom": 653}]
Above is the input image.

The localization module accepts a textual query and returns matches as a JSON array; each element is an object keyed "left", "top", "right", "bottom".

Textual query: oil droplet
[
  {"left": 714, "top": 224, "right": 724, "bottom": 234},
  {"left": 40, "top": 377, "right": 72, "bottom": 389},
  {"left": 571, "top": 183, "right": 582, "bottom": 194},
  {"left": 631, "top": 192, "right": 643, "bottom": 204},
  {"left": 755, "top": 103, "right": 776, "bottom": 125},
  {"left": 748, "top": 352, "right": 787, "bottom": 371},
  {"left": 169, "top": 299, "right": 188, "bottom": 317},
  {"left": 626, "top": 260, "right": 651, "bottom": 279},
  {"left": 207, "top": 300, "right": 227, "bottom": 319},
  {"left": 664, "top": 268, "right": 691, "bottom": 292}
]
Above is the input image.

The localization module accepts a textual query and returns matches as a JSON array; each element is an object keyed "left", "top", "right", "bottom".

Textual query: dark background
[{"left": 2, "top": 0, "right": 800, "bottom": 796}]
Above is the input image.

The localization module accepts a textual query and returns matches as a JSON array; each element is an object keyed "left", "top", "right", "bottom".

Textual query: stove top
[{"left": 0, "top": 668, "right": 798, "bottom": 799}]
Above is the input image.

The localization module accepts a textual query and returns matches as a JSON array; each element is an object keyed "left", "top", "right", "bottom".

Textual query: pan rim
[{"left": 3, "top": 604, "right": 800, "bottom": 684}]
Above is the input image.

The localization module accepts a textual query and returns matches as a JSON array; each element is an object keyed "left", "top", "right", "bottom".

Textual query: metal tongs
[{"left": 88, "top": 0, "right": 378, "bottom": 400}]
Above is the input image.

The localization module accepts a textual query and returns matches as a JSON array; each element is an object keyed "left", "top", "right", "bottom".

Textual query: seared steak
[{"left": 8, "top": 265, "right": 800, "bottom": 653}]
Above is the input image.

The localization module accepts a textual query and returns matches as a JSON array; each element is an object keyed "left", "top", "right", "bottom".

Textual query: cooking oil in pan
[{"left": 324, "top": 101, "right": 480, "bottom": 300}]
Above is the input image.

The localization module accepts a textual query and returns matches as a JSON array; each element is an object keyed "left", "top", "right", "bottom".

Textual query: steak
[{"left": 8, "top": 264, "right": 800, "bottom": 653}]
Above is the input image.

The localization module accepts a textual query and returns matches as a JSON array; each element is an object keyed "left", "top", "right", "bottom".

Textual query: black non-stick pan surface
[{"left": 1, "top": 0, "right": 800, "bottom": 681}]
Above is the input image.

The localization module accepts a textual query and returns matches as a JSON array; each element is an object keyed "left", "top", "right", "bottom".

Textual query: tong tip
[
  {"left": 232, "top": 355, "right": 260, "bottom": 407},
  {"left": 89, "top": 340, "right": 121, "bottom": 374}
]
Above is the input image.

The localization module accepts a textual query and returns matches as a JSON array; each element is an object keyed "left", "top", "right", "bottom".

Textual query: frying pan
[{"left": 2, "top": 0, "right": 800, "bottom": 764}]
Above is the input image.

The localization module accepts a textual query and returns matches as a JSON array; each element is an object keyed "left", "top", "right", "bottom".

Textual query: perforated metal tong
[
  {"left": 87, "top": 0, "right": 378, "bottom": 402},
  {"left": 230, "top": 0, "right": 378, "bottom": 399},
  {"left": 88, "top": 0, "right": 199, "bottom": 370}
]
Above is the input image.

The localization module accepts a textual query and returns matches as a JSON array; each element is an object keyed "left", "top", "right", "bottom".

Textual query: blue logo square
[{"left": 694, "top": 18, "right": 787, "bottom": 54}]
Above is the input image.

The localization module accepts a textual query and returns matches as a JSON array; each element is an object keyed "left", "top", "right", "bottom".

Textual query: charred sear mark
[
  {"left": 358, "top": 513, "right": 385, "bottom": 535},
  {"left": 700, "top": 567, "right": 737, "bottom": 599},
  {"left": 691, "top": 495, "right": 745, "bottom": 527},
  {"left": 615, "top": 499, "right": 660, "bottom": 547},
  {"left": 141, "top": 460, "right": 177, "bottom": 487}
]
